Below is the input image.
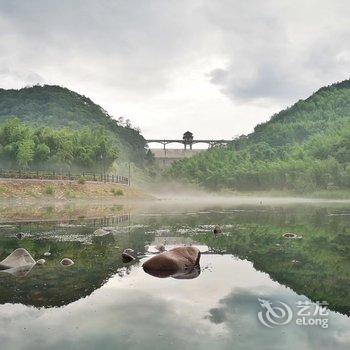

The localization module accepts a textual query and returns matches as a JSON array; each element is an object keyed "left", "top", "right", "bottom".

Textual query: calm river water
[{"left": 0, "top": 199, "right": 349, "bottom": 350}]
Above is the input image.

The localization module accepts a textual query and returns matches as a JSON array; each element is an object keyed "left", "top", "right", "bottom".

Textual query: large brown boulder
[{"left": 142, "top": 246, "right": 201, "bottom": 279}]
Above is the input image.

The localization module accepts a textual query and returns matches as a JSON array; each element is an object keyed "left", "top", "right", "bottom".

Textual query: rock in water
[
  {"left": 36, "top": 259, "right": 46, "bottom": 265},
  {"left": 213, "top": 225, "right": 222, "bottom": 235},
  {"left": 0, "top": 248, "right": 36, "bottom": 277},
  {"left": 93, "top": 228, "right": 113, "bottom": 237},
  {"left": 16, "top": 233, "right": 23, "bottom": 240},
  {"left": 60, "top": 258, "right": 74, "bottom": 266},
  {"left": 0, "top": 248, "right": 36, "bottom": 268},
  {"left": 142, "top": 246, "right": 201, "bottom": 279},
  {"left": 44, "top": 252, "right": 51, "bottom": 257},
  {"left": 155, "top": 244, "right": 166, "bottom": 252},
  {"left": 123, "top": 248, "right": 134, "bottom": 254},
  {"left": 122, "top": 250, "right": 135, "bottom": 263},
  {"left": 283, "top": 233, "right": 302, "bottom": 239}
]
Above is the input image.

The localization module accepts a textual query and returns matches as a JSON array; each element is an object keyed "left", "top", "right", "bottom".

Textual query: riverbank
[
  {"left": 0, "top": 178, "right": 150, "bottom": 201},
  {"left": 217, "top": 189, "right": 350, "bottom": 200}
]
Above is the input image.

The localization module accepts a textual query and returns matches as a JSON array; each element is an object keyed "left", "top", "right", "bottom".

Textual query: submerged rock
[
  {"left": 142, "top": 246, "right": 201, "bottom": 279},
  {"left": 16, "top": 233, "right": 23, "bottom": 240},
  {"left": 213, "top": 225, "right": 222, "bottom": 235},
  {"left": 36, "top": 259, "right": 46, "bottom": 265},
  {"left": 43, "top": 252, "right": 51, "bottom": 257},
  {"left": 0, "top": 248, "right": 36, "bottom": 277},
  {"left": 60, "top": 258, "right": 74, "bottom": 266}
]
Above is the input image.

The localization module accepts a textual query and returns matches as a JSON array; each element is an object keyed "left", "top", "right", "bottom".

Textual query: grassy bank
[{"left": 0, "top": 179, "right": 150, "bottom": 201}]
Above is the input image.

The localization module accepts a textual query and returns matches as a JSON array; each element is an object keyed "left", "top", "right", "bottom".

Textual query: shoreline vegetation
[
  {"left": 0, "top": 178, "right": 349, "bottom": 202},
  {"left": 217, "top": 189, "right": 350, "bottom": 200},
  {"left": 0, "top": 178, "right": 150, "bottom": 201}
]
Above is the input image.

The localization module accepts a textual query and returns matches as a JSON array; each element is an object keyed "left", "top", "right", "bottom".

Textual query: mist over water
[{"left": 0, "top": 197, "right": 349, "bottom": 349}]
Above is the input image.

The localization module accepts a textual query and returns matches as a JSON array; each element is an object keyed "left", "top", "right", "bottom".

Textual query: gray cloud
[
  {"left": 0, "top": 0, "right": 209, "bottom": 93},
  {"left": 0, "top": 0, "right": 350, "bottom": 138},
  {"left": 205, "top": 0, "right": 350, "bottom": 103}
]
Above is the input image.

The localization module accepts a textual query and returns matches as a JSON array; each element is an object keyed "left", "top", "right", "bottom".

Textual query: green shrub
[
  {"left": 111, "top": 188, "right": 124, "bottom": 196},
  {"left": 44, "top": 185, "right": 55, "bottom": 195},
  {"left": 77, "top": 176, "right": 86, "bottom": 184}
]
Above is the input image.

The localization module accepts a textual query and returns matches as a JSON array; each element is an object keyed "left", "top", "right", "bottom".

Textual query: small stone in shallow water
[
  {"left": 155, "top": 244, "right": 166, "bottom": 252},
  {"left": 60, "top": 258, "right": 74, "bottom": 266},
  {"left": 93, "top": 228, "right": 113, "bottom": 237},
  {"left": 144, "top": 245, "right": 150, "bottom": 251},
  {"left": 43, "top": 252, "right": 51, "bottom": 257},
  {"left": 213, "top": 225, "right": 222, "bottom": 235},
  {"left": 122, "top": 251, "right": 135, "bottom": 263},
  {"left": 36, "top": 259, "right": 46, "bottom": 265},
  {"left": 123, "top": 248, "right": 134, "bottom": 254},
  {"left": 16, "top": 233, "right": 23, "bottom": 240},
  {"left": 283, "top": 233, "right": 302, "bottom": 239}
]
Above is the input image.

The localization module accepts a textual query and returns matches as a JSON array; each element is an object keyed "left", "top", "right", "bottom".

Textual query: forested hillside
[
  {"left": 0, "top": 119, "right": 118, "bottom": 171},
  {"left": 168, "top": 79, "right": 350, "bottom": 192},
  {"left": 0, "top": 85, "right": 151, "bottom": 167}
]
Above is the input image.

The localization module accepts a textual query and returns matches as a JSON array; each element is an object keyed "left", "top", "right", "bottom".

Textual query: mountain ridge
[
  {"left": 168, "top": 78, "right": 350, "bottom": 192},
  {"left": 0, "top": 84, "right": 150, "bottom": 164}
]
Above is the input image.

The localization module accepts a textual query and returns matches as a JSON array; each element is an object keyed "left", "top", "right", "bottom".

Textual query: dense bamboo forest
[
  {"left": 168, "top": 79, "right": 350, "bottom": 192},
  {"left": 0, "top": 85, "right": 152, "bottom": 166}
]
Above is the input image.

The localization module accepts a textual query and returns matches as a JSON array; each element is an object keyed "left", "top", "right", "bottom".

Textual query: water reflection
[{"left": 0, "top": 202, "right": 349, "bottom": 349}]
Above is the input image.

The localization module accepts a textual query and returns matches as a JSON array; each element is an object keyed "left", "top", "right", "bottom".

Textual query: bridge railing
[{"left": 147, "top": 139, "right": 232, "bottom": 149}]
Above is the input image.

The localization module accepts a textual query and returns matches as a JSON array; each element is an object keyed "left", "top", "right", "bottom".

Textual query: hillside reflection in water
[{"left": 0, "top": 201, "right": 349, "bottom": 350}]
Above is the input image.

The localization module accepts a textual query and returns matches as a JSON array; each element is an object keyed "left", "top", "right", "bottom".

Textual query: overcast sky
[{"left": 0, "top": 0, "right": 349, "bottom": 143}]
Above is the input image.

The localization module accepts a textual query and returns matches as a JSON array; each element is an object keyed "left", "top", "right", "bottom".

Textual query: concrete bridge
[{"left": 147, "top": 131, "right": 231, "bottom": 167}]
